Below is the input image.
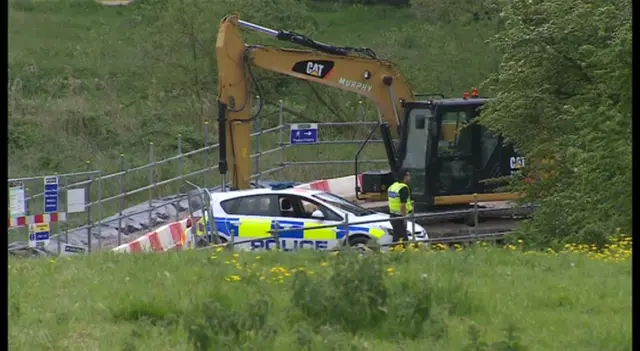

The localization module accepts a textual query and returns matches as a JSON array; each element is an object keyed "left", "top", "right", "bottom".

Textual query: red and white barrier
[
  {"left": 112, "top": 217, "right": 193, "bottom": 254},
  {"left": 8, "top": 212, "right": 67, "bottom": 228}
]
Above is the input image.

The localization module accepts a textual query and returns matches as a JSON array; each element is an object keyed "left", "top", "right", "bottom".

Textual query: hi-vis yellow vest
[
  {"left": 181, "top": 213, "right": 208, "bottom": 248},
  {"left": 387, "top": 182, "right": 413, "bottom": 215}
]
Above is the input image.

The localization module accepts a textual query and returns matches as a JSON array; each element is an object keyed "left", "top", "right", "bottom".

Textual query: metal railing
[
  {"left": 193, "top": 203, "right": 530, "bottom": 252},
  {"left": 9, "top": 99, "right": 393, "bottom": 253},
  {"left": 7, "top": 171, "right": 103, "bottom": 254}
]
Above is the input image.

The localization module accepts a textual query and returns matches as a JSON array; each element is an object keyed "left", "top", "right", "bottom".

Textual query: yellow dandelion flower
[
  {"left": 224, "top": 275, "right": 242, "bottom": 282},
  {"left": 386, "top": 267, "right": 394, "bottom": 273},
  {"left": 255, "top": 256, "right": 261, "bottom": 260},
  {"left": 320, "top": 261, "right": 329, "bottom": 267}
]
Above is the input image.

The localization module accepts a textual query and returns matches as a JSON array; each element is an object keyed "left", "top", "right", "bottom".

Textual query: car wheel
[
  {"left": 196, "top": 235, "right": 227, "bottom": 248},
  {"left": 347, "top": 235, "right": 374, "bottom": 253}
]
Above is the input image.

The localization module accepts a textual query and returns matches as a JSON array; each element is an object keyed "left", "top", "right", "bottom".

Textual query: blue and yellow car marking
[{"left": 198, "top": 216, "right": 388, "bottom": 250}]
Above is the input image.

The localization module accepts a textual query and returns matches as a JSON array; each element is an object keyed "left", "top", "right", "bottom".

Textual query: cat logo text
[
  {"left": 306, "top": 62, "right": 325, "bottom": 77},
  {"left": 291, "top": 60, "right": 335, "bottom": 79}
]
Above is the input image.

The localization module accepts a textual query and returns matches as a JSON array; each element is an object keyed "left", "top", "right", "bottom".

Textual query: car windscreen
[{"left": 312, "top": 192, "right": 376, "bottom": 217}]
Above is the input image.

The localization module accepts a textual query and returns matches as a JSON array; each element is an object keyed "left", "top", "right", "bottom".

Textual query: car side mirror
[{"left": 311, "top": 210, "right": 325, "bottom": 219}]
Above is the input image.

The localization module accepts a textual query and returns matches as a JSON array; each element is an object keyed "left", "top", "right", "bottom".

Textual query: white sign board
[
  {"left": 67, "top": 188, "right": 86, "bottom": 213},
  {"left": 28, "top": 223, "right": 51, "bottom": 248},
  {"left": 61, "top": 243, "right": 87, "bottom": 256},
  {"left": 9, "top": 181, "right": 26, "bottom": 217}
]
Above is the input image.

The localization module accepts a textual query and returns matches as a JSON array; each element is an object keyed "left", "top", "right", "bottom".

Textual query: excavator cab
[{"left": 358, "top": 89, "right": 521, "bottom": 211}]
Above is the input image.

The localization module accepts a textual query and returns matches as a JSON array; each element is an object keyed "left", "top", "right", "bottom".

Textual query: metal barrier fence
[
  {"left": 8, "top": 99, "right": 392, "bottom": 254},
  {"left": 192, "top": 204, "right": 533, "bottom": 252},
  {"left": 8, "top": 171, "right": 102, "bottom": 254}
]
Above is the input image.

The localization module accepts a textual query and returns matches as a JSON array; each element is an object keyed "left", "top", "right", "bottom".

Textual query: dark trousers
[{"left": 390, "top": 213, "right": 409, "bottom": 244}]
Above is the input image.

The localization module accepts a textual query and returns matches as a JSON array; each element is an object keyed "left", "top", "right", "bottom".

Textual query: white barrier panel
[{"left": 295, "top": 174, "right": 363, "bottom": 199}]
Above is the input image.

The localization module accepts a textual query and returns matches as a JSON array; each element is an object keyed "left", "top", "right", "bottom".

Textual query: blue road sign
[
  {"left": 44, "top": 176, "right": 59, "bottom": 213},
  {"left": 290, "top": 123, "right": 319, "bottom": 145},
  {"left": 35, "top": 232, "right": 50, "bottom": 241}
]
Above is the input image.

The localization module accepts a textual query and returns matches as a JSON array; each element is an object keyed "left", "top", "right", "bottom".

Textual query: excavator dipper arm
[{"left": 216, "top": 13, "right": 416, "bottom": 190}]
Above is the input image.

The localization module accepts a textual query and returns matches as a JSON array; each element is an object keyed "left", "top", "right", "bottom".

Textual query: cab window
[
  {"left": 220, "top": 195, "right": 279, "bottom": 216},
  {"left": 278, "top": 195, "right": 342, "bottom": 221},
  {"left": 402, "top": 108, "right": 433, "bottom": 170},
  {"left": 438, "top": 110, "right": 473, "bottom": 157}
]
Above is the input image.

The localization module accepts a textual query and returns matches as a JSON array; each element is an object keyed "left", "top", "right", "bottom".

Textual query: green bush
[
  {"left": 291, "top": 251, "right": 389, "bottom": 334},
  {"left": 187, "top": 296, "right": 277, "bottom": 350},
  {"left": 479, "top": 0, "right": 632, "bottom": 245},
  {"left": 290, "top": 251, "right": 450, "bottom": 341}
]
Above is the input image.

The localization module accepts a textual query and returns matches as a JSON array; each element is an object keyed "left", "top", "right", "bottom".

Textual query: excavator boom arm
[
  {"left": 216, "top": 13, "right": 416, "bottom": 190},
  {"left": 249, "top": 46, "right": 414, "bottom": 127}
]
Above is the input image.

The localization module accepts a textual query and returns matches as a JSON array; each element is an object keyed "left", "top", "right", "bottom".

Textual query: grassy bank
[{"left": 8, "top": 239, "right": 632, "bottom": 350}]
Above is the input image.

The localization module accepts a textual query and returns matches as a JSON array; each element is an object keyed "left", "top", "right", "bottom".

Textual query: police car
[{"left": 193, "top": 187, "right": 428, "bottom": 251}]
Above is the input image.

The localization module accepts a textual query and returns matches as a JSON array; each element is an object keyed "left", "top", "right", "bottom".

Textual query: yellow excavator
[{"left": 215, "top": 13, "right": 523, "bottom": 212}]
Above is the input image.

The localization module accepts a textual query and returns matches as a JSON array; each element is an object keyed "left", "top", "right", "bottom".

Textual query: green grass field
[{"left": 8, "top": 241, "right": 632, "bottom": 350}]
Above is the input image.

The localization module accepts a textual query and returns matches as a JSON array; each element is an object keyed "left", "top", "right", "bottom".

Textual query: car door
[
  {"left": 273, "top": 194, "right": 344, "bottom": 251},
  {"left": 219, "top": 194, "right": 281, "bottom": 251}
]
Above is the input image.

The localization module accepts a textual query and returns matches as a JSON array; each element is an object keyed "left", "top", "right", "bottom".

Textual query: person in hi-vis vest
[
  {"left": 182, "top": 212, "right": 210, "bottom": 249},
  {"left": 387, "top": 169, "right": 413, "bottom": 245}
]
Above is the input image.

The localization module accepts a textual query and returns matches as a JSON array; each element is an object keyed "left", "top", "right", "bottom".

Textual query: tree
[{"left": 479, "top": 0, "right": 632, "bottom": 245}]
